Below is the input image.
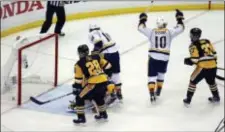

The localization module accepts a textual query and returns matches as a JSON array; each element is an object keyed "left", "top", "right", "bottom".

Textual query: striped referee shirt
[{"left": 48, "top": 1, "right": 80, "bottom": 7}]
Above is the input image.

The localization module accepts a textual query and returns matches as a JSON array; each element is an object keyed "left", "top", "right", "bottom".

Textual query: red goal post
[{"left": 17, "top": 33, "right": 58, "bottom": 105}]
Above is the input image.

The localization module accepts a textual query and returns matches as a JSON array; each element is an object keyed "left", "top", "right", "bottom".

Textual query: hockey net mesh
[{"left": 1, "top": 33, "right": 58, "bottom": 105}]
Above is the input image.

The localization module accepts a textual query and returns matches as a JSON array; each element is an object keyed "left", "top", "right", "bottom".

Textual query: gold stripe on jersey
[
  {"left": 153, "top": 28, "right": 168, "bottom": 32},
  {"left": 191, "top": 67, "right": 202, "bottom": 81},
  {"left": 197, "top": 60, "right": 217, "bottom": 69},
  {"left": 189, "top": 44, "right": 217, "bottom": 69},
  {"left": 88, "top": 74, "right": 108, "bottom": 84},
  {"left": 79, "top": 84, "right": 95, "bottom": 98},
  {"left": 100, "top": 58, "right": 111, "bottom": 70},
  {"left": 74, "top": 64, "right": 83, "bottom": 79},
  {"left": 149, "top": 48, "right": 170, "bottom": 55}
]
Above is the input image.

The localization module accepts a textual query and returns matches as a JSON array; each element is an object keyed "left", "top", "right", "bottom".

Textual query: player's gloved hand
[
  {"left": 175, "top": 9, "right": 184, "bottom": 21},
  {"left": 139, "top": 12, "right": 148, "bottom": 23},
  {"left": 104, "top": 68, "right": 113, "bottom": 78},
  {"left": 184, "top": 57, "right": 194, "bottom": 66},
  {"left": 72, "top": 83, "right": 82, "bottom": 96}
]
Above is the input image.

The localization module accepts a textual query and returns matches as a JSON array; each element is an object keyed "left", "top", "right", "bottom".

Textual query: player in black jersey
[
  {"left": 72, "top": 44, "right": 112, "bottom": 124},
  {"left": 183, "top": 28, "right": 220, "bottom": 106}
]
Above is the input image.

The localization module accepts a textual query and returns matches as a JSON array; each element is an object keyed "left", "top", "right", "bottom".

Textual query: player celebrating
[
  {"left": 138, "top": 9, "right": 185, "bottom": 103},
  {"left": 88, "top": 24, "right": 123, "bottom": 100},
  {"left": 183, "top": 28, "right": 220, "bottom": 106},
  {"left": 72, "top": 44, "right": 112, "bottom": 124}
]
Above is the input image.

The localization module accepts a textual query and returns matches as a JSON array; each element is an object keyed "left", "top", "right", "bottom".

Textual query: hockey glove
[
  {"left": 72, "top": 83, "right": 82, "bottom": 96},
  {"left": 139, "top": 12, "right": 148, "bottom": 24},
  {"left": 175, "top": 9, "right": 184, "bottom": 25},
  {"left": 184, "top": 57, "right": 194, "bottom": 66},
  {"left": 104, "top": 68, "right": 113, "bottom": 78}
]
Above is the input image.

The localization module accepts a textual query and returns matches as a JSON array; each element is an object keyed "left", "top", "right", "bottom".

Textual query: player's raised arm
[
  {"left": 138, "top": 13, "right": 152, "bottom": 38},
  {"left": 170, "top": 9, "right": 185, "bottom": 38}
]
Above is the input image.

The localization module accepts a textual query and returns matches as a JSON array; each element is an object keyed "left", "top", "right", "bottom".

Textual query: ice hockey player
[
  {"left": 88, "top": 24, "right": 123, "bottom": 101},
  {"left": 183, "top": 28, "right": 220, "bottom": 106},
  {"left": 72, "top": 44, "right": 112, "bottom": 124},
  {"left": 138, "top": 9, "right": 185, "bottom": 103}
]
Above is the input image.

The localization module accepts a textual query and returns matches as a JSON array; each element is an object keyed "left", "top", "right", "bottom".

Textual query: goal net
[{"left": 1, "top": 33, "right": 58, "bottom": 105}]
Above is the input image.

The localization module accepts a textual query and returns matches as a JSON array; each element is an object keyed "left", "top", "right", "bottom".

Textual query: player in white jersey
[
  {"left": 138, "top": 9, "right": 185, "bottom": 103},
  {"left": 88, "top": 24, "right": 123, "bottom": 101}
]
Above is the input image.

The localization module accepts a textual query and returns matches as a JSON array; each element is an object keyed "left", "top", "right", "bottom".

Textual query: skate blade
[
  {"left": 183, "top": 103, "right": 191, "bottom": 108},
  {"left": 95, "top": 118, "right": 108, "bottom": 123},
  {"left": 208, "top": 101, "right": 220, "bottom": 105},
  {"left": 73, "top": 122, "right": 86, "bottom": 126}
]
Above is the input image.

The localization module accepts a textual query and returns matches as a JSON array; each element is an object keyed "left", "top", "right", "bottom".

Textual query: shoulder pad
[{"left": 200, "top": 39, "right": 210, "bottom": 44}]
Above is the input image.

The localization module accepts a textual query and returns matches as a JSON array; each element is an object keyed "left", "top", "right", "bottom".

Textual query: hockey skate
[
  {"left": 208, "top": 96, "right": 220, "bottom": 103},
  {"left": 116, "top": 89, "right": 123, "bottom": 100},
  {"left": 150, "top": 92, "right": 156, "bottom": 104},
  {"left": 183, "top": 98, "right": 191, "bottom": 107},
  {"left": 73, "top": 115, "right": 86, "bottom": 124},
  {"left": 155, "top": 87, "right": 162, "bottom": 96},
  {"left": 94, "top": 111, "right": 108, "bottom": 122},
  {"left": 67, "top": 100, "right": 76, "bottom": 112},
  {"left": 106, "top": 93, "right": 117, "bottom": 106}
]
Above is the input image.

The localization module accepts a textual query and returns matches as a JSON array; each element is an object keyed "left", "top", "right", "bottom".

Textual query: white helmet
[
  {"left": 156, "top": 16, "right": 167, "bottom": 28},
  {"left": 89, "top": 24, "right": 100, "bottom": 32}
]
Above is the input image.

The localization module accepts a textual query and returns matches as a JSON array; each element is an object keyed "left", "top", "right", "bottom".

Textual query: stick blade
[{"left": 30, "top": 96, "right": 45, "bottom": 105}]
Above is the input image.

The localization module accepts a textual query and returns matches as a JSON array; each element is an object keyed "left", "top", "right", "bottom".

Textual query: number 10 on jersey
[{"left": 155, "top": 36, "right": 166, "bottom": 48}]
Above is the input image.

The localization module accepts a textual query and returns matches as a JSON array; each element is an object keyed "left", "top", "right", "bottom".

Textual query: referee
[{"left": 40, "top": 1, "right": 81, "bottom": 36}]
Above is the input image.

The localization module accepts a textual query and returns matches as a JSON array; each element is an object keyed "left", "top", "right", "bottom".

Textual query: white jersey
[
  {"left": 138, "top": 24, "right": 184, "bottom": 61},
  {"left": 88, "top": 30, "right": 118, "bottom": 54}
]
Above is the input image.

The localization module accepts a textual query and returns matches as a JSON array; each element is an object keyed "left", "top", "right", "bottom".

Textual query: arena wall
[{"left": 1, "top": 1, "right": 224, "bottom": 37}]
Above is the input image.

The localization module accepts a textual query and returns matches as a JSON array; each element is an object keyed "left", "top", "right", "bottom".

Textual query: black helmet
[
  {"left": 77, "top": 44, "right": 89, "bottom": 58},
  {"left": 190, "top": 28, "right": 202, "bottom": 42}
]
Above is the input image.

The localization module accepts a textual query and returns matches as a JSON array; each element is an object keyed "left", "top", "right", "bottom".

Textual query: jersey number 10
[{"left": 155, "top": 36, "right": 166, "bottom": 48}]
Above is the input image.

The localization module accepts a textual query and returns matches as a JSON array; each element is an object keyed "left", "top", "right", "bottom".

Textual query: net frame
[{"left": 17, "top": 33, "right": 58, "bottom": 105}]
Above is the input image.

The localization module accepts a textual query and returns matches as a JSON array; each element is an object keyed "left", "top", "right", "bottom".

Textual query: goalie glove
[
  {"left": 139, "top": 12, "right": 148, "bottom": 25},
  {"left": 175, "top": 9, "right": 184, "bottom": 25},
  {"left": 184, "top": 57, "right": 194, "bottom": 66}
]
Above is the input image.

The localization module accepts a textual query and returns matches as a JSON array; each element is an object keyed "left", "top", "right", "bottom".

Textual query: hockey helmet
[
  {"left": 77, "top": 44, "right": 89, "bottom": 58},
  {"left": 156, "top": 16, "right": 167, "bottom": 28},
  {"left": 89, "top": 24, "right": 100, "bottom": 32},
  {"left": 190, "top": 28, "right": 202, "bottom": 42}
]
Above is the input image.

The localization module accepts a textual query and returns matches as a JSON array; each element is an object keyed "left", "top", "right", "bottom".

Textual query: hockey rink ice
[{"left": 1, "top": 10, "right": 224, "bottom": 131}]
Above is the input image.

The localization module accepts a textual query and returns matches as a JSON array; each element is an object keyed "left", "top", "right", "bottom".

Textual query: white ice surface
[{"left": 1, "top": 10, "right": 224, "bottom": 131}]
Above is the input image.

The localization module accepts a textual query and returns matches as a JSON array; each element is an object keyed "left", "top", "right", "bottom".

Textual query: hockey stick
[
  {"left": 145, "top": 1, "right": 154, "bottom": 13},
  {"left": 215, "top": 118, "right": 224, "bottom": 132},
  {"left": 216, "top": 75, "right": 225, "bottom": 81},
  {"left": 30, "top": 92, "right": 73, "bottom": 105},
  {"left": 217, "top": 67, "right": 225, "bottom": 70}
]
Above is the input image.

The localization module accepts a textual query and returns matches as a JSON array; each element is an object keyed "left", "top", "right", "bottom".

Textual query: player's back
[
  {"left": 149, "top": 28, "right": 173, "bottom": 61},
  {"left": 76, "top": 54, "right": 108, "bottom": 84},
  {"left": 190, "top": 39, "right": 217, "bottom": 69},
  {"left": 138, "top": 24, "right": 184, "bottom": 61}
]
